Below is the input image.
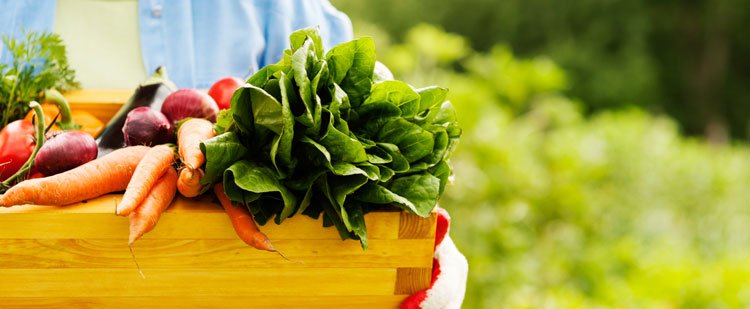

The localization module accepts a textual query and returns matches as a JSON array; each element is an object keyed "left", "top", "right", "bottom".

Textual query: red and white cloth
[{"left": 401, "top": 207, "right": 468, "bottom": 309}]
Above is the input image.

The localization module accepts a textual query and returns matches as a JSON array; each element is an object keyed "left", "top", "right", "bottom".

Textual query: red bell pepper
[{"left": 0, "top": 119, "right": 36, "bottom": 181}]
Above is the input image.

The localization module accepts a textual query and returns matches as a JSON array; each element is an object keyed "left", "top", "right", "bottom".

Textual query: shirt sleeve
[
  {"left": 261, "top": 0, "right": 353, "bottom": 67},
  {"left": 0, "top": 0, "right": 56, "bottom": 64}
]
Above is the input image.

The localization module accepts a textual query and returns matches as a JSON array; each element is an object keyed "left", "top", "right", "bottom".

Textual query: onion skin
[
  {"left": 34, "top": 131, "right": 98, "bottom": 176},
  {"left": 161, "top": 89, "right": 219, "bottom": 124},
  {"left": 123, "top": 107, "right": 174, "bottom": 146}
]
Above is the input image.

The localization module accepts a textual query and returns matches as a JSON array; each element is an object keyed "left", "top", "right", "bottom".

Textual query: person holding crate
[{"left": 0, "top": 1, "right": 467, "bottom": 307}]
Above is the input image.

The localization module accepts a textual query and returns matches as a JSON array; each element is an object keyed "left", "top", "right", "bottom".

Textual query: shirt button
[{"left": 152, "top": 5, "right": 163, "bottom": 18}]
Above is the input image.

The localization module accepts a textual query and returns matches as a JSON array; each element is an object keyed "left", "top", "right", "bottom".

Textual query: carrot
[
  {"left": 0, "top": 146, "right": 150, "bottom": 207},
  {"left": 128, "top": 167, "right": 178, "bottom": 246},
  {"left": 213, "top": 183, "right": 275, "bottom": 252},
  {"left": 177, "top": 167, "right": 204, "bottom": 198},
  {"left": 177, "top": 118, "right": 215, "bottom": 170},
  {"left": 116, "top": 144, "right": 175, "bottom": 216}
]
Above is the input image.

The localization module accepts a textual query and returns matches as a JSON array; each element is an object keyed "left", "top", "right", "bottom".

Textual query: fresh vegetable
[
  {"left": 0, "top": 120, "right": 35, "bottom": 181},
  {"left": 202, "top": 27, "right": 461, "bottom": 248},
  {"left": 160, "top": 89, "right": 219, "bottom": 124},
  {"left": 214, "top": 183, "right": 275, "bottom": 252},
  {"left": 177, "top": 118, "right": 215, "bottom": 170},
  {"left": 177, "top": 167, "right": 204, "bottom": 198},
  {"left": 23, "top": 89, "right": 104, "bottom": 138},
  {"left": 0, "top": 145, "right": 149, "bottom": 207},
  {"left": 116, "top": 144, "right": 175, "bottom": 216},
  {"left": 0, "top": 31, "right": 79, "bottom": 129},
  {"left": 97, "top": 67, "right": 176, "bottom": 156},
  {"left": 34, "top": 131, "right": 97, "bottom": 176},
  {"left": 0, "top": 102, "right": 46, "bottom": 191},
  {"left": 122, "top": 107, "right": 174, "bottom": 146},
  {"left": 175, "top": 118, "right": 215, "bottom": 197},
  {"left": 129, "top": 167, "right": 178, "bottom": 246},
  {"left": 208, "top": 77, "right": 243, "bottom": 110}
]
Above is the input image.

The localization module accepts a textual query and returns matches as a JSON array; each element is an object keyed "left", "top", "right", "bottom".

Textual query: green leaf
[
  {"left": 271, "top": 74, "right": 297, "bottom": 177},
  {"left": 416, "top": 86, "right": 448, "bottom": 112},
  {"left": 229, "top": 85, "right": 256, "bottom": 135},
  {"left": 347, "top": 201, "right": 369, "bottom": 249},
  {"left": 378, "top": 165, "right": 395, "bottom": 182},
  {"left": 429, "top": 160, "right": 451, "bottom": 195},
  {"left": 365, "top": 80, "right": 420, "bottom": 118},
  {"left": 291, "top": 38, "right": 316, "bottom": 128},
  {"left": 377, "top": 143, "right": 410, "bottom": 173},
  {"left": 326, "top": 37, "right": 376, "bottom": 106},
  {"left": 389, "top": 174, "right": 441, "bottom": 217},
  {"left": 200, "top": 132, "right": 249, "bottom": 186},
  {"left": 377, "top": 118, "right": 435, "bottom": 163},
  {"left": 247, "top": 63, "right": 287, "bottom": 88},
  {"left": 329, "top": 83, "right": 351, "bottom": 121},
  {"left": 213, "top": 109, "right": 234, "bottom": 135},
  {"left": 355, "top": 101, "right": 402, "bottom": 136},
  {"left": 224, "top": 160, "right": 298, "bottom": 223},
  {"left": 319, "top": 111, "right": 368, "bottom": 163},
  {"left": 408, "top": 128, "right": 449, "bottom": 172},
  {"left": 289, "top": 26, "right": 324, "bottom": 59},
  {"left": 352, "top": 183, "right": 415, "bottom": 210}
]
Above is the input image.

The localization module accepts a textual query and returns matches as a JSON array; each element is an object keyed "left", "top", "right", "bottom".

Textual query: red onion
[
  {"left": 160, "top": 89, "right": 219, "bottom": 124},
  {"left": 34, "top": 131, "right": 98, "bottom": 176},
  {"left": 123, "top": 107, "right": 174, "bottom": 146}
]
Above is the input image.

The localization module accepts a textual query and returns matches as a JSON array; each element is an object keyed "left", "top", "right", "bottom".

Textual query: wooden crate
[{"left": 0, "top": 90, "right": 437, "bottom": 308}]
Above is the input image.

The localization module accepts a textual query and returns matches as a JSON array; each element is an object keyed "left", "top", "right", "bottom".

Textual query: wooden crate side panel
[
  {"left": 0, "top": 239, "right": 433, "bottom": 269},
  {"left": 66, "top": 89, "right": 131, "bottom": 124},
  {"left": 0, "top": 196, "right": 401, "bottom": 240},
  {"left": 0, "top": 268, "right": 396, "bottom": 298},
  {"left": 0, "top": 296, "right": 406, "bottom": 309}
]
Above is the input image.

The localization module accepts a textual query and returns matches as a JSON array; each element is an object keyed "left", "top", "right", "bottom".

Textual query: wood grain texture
[
  {"left": 66, "top": 89, "right": 131, "bottom": 124},
  {"left": 395, "top": 267, "right": 433, "bottom": 295},
  {"left": 0, "top": 195, "right": 401, "bottom": 240},
  {"left": 0, "top": 296, "right": 406, "bottom": 309},
  {"left": 0, "top": 268, "right": 396, "bottom": 297},
  {"left": 0, "top": 239, "right": 434, "bottom": 269},
  {"left": 399, "top": 211, "right": 438, "bottom": 239}
]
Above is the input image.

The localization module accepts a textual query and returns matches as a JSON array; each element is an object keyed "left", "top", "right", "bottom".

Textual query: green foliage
[
  {"left": 333, "top": 0, "right": 750, "bottom": 139},
  {"left": 0, "top": 30, "right": 79, "bottom": 128},
  {"left": 367, "top": 24, "right": 750, "bottom": 307},
  {"left": 202, "top": 27, "right": 460, "bottom": 249}
]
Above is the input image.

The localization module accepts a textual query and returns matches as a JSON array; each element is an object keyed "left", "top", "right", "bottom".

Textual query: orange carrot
[
  {"left": 116, "top": 144, "right": 175, "bottom": 216},
  {"left": 213, "top": 183, "right": 275, "bottom": 252},
  {"left": 177, "top": 118, "right": 215, "bottom": 170},
  {"left": 177, "top": 167, "right": 204, "bottom": 198},
  {"left": 0, "top": 146, "right": 150, "bottom": 207},
  {"left": 128, "top": 167, "right": 178, "bottom": 246}
]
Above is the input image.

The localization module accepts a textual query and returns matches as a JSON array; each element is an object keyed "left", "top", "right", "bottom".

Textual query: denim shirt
[{"left": 0, "top": 0, "right": 352, "bottom": 88}]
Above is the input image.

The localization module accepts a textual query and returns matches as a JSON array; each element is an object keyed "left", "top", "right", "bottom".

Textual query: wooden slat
[
  {"left": 394, "top": 267, "right": 433, "bottom": 295},
  {"left": 399, "top": 211, "right": 437, "bottom": 239},
  {"left": 0, "top": 239, "right": 433, "bottom": 269},
  {"left": 0, "top": 296, "right": 406, "bottom": 309},
  {"left": 65, "top": 89, "right": 132, "bottom": 104},
  {"left": 65, "top": 89, "right": 131, "bottom": 124},
  {"left": 0, "top": 268, "right": 396, "bottom": 297},
  {"left": 0, "top": 195, "right": 402, "bottom": 240}
]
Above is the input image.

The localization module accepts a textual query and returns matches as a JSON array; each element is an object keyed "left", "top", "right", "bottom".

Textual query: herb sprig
[{"left": 0, "top": 31, "right": 79, "bottom": 128}]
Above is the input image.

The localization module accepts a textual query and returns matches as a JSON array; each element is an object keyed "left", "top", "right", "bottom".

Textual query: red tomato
[{"left": 208, "top": 77, "right": 243, "bottom": 110}]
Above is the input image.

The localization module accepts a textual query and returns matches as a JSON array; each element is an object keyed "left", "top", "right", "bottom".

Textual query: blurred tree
[{"left": 332, "top": 0, "right": 750, "bottom": 140}]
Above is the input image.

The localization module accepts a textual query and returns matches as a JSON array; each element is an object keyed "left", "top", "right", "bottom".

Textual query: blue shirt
[{"left": 0, "top": 0, "right": 353, "bottom": 89}]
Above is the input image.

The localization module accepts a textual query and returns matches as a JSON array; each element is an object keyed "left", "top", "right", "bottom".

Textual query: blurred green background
[{"left": 332, "top": 1, "right": 750, "bottom": 307}]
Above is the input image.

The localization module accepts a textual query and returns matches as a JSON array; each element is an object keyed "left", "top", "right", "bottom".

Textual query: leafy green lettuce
[{"left": 202, "top": 27, "right": 461, "bottom": 249}]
